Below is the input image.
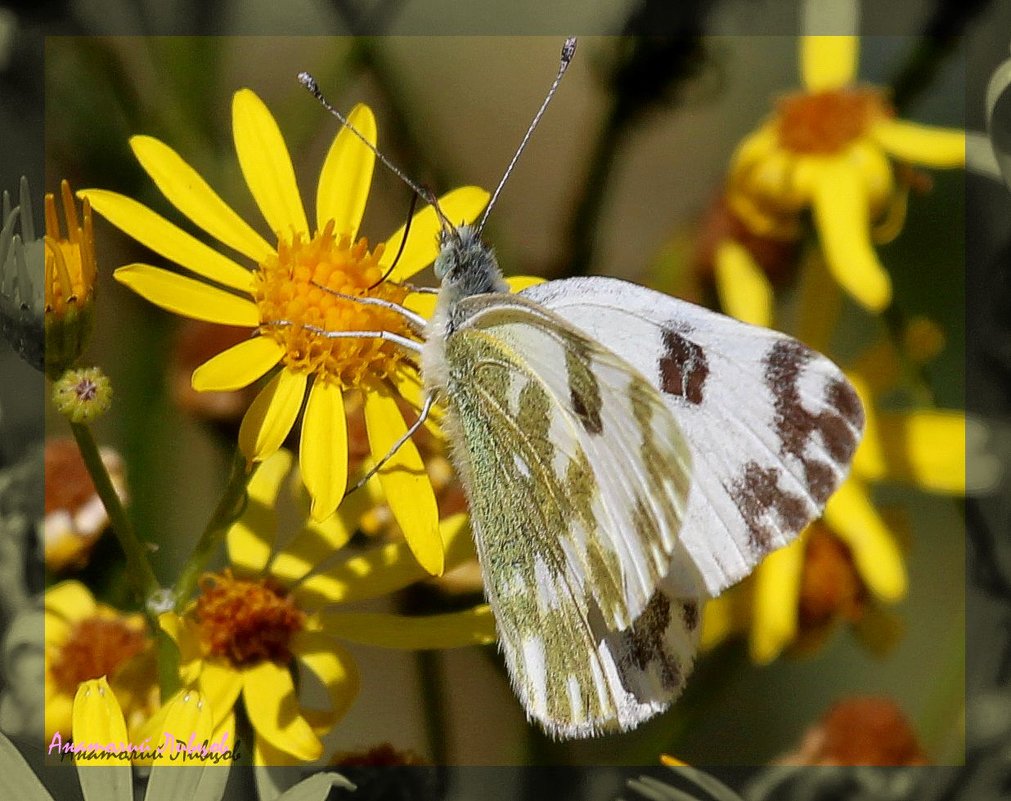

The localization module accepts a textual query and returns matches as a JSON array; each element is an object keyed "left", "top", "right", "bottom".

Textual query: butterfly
[{"left": 298, "top": 38, "right": 864, "bottom": 739}]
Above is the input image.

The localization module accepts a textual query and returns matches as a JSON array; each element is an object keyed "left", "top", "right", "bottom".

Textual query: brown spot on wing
[
  {"left": 618, "top": 591, "right": 683, "bottom": 693},
  {"left": 680, "top": 601, "right": 700, "bottom": 632},
  {"left": 730, "top": 461, "right": 810, "bottom": 555},
  {"left": 659, "top": 327, "right": 709, "bottom": 405},
  {"left": 566, "top": 346, "right": 604, "bottom": 435},
  {"left": 764, "top": 340, "right": 862, "bottom": 504}
]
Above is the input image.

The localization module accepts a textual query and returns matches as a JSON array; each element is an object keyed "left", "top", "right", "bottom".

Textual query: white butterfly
[
  {"left": 298, "top": 39, "right": 864, "bottom": 739},
  {"left": 417, "top": 226, "right": 862, "bottom": 738}
]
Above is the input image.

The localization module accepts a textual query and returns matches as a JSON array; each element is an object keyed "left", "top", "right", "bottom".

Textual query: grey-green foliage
[{"left": 0, "top": 727, "right": 354, "bottom": 801}]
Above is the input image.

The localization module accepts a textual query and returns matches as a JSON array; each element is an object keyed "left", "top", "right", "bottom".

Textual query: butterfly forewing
[{"left": 521, "top": 277, "right": 865, "bottom": 598}]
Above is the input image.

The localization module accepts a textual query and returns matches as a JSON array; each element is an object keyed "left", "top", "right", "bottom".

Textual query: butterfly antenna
[
  {"left": 367, "top": 191, "right": 419, "bottom": 290},
  {"left": 298, "top": 71, "right": 429, "bottom": 202},
  {"left": 476, "top": 36, "right": 577, "bottom": 237}
]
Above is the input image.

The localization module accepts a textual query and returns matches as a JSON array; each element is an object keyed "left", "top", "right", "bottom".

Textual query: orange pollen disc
[
  {"left": 195, "top": 571, "right": 306, "bottom": 666},
  {"left": 798, "top": 523, "right": 866, "bottom": 627},
  {"left": 49, "top": 615, "right": 149, "bottom": 693},
  {"left": 776, "top": 87, "right": 892, "bottom": 154},
  {"left": 254, "top": 221, "right": 415, "bottom": 388}
]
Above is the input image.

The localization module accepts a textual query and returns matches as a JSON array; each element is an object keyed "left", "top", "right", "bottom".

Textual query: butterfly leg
[
  {"left": 307, "top": 282, "right": 428, "bottom": 334},
  {"left": 266, "top": 321, "right": 424, "bottom": 354},
  {"left": 345, "top": 391, "right": 436, "bottom": 496}
]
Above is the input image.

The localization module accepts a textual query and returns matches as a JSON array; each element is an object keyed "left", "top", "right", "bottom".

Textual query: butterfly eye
[{"left": 434, "top": 246, "right": 455, "bottom": 280}]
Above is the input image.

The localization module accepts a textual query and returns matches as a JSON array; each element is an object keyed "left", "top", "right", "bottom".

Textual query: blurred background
[{"left": 1, "top": 0, "right": 1010, "bottom": 799}]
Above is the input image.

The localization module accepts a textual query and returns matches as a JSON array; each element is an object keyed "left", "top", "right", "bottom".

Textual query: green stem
[
  {"left": 416, "top": 649, "right": 449, "bottom": 765},
  {"left": 172, "top": 450, "right": 257, "bottom": 611},
  {"left": 69, "top": 421, "right": 160, "bottom": 624}
]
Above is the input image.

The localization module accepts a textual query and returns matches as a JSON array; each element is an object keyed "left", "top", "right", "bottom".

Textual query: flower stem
[
  {"left": 416, "top": 649, "right": 449, "bottom": 765},
  {"left": 69, "top": 421, "right": 161, "bottom": 623},
  {"left": 172, "top": 450, "right": 257, "bottom": 611}
]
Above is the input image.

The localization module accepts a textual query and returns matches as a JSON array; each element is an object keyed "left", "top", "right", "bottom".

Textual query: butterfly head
[{"left": 434, "top": 224, "right": 507, "bottom": 299}]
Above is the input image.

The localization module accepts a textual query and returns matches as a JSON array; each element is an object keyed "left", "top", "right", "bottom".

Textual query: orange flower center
[
  {"left": 44, "top": 180, "right": 97, "bottom": 315},
  {"left": 254, "top": 221, "right": 414, "bottom": 388},
  {"left": 798, "top": 523, "right": 866, "bottom": 628},
  {"left": 49, "top": 615, "right": 149, "bottom": 693},
  {"left": 195, "top": 570, "right": 305, "bottom": 666},
  {"left": 776, "top": 87, "right": 891, "bottom": 154}
]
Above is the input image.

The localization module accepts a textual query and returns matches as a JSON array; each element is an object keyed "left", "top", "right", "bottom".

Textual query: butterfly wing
[
  {"left": 521, "top": 276, "right": 865, "bottom": 598},
  {"left": 427, "top": 292, "right": 700, "bottom": 736}
]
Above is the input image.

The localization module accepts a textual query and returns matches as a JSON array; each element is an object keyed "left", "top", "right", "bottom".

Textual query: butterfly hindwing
[
  {"left": 521, "top": 276, "right": 865, "bottom": 598},
  {"left": 426, "top": 292, "right": 699, "bottom": 735}
]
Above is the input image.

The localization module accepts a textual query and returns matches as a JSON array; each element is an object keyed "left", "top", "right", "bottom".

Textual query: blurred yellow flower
[
  {"left": 160, "top": 449, "right": 495, "bottom": 765},
  {"left": 43, "top": 438, "right": 126, "bottom": 572},
  {"left": 44, "top": 581, "right": 157, "bottom": 742},
  {"left": 81, "top": 89, "right": 490, "bottom": 576},
  {"left": 705, "top": 250, "right": 980, "bottom": 663},
  {"left": 724, "top": 35, "right": 965, "bottom": 312}
]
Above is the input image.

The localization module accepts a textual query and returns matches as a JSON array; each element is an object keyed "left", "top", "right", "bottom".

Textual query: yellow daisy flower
[
  {"left": 704, "top": 249, "right": 981, "bottom": 663},
  {"left": 80, "top": 89, "right": 489, "bottom": 576},
  {"left": 160, "top": 449, "right": 495, "bottom": 765},
  {"left": 725, "top": 35, "right": 965, "bottom": 312},
  {"left": 44, "top": 581, "right": 158, "bottom": 743}
]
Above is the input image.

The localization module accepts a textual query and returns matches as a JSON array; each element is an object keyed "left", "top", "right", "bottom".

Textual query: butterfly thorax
[{"left": 422, "top": 225, "right": 509, "bottom": 413}]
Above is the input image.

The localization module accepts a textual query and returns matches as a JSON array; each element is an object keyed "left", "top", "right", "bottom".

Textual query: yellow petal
[
  {"left": 295, "top": 512, "right": 474, "bottom": 608},
  {"left": 800, "top": 36, "right": 859, "bottom": 92},
  {"left": 238, "top": 369, "right": 307, "bottom": 462},
  {"left": 823, "top": 479, "right": 907, "bottom": 601},
  {"left": 291, "top": 632, "right": 360, "bottom": 733},
  {"left": 242, "top": 661, "right": 322, "bottom": 762},
  {"left": 316, "top": 103, "right": 376, "bottom": 240},
  {"left": 227, "top": 449, "right": 292, "bottom": 575},
  {"left": 403, "top": 290, "right": 438, "bottom": 319},
  {"left": 191, "top": 335, "right": 284, "bottom": 392},
  {"left": 507, "top": 275, "right": 547, "bottom": 293},
  {"left": 380, "top": 186, "right": 490, "bottom": 282},
  {"left": 749, "top": 538, "right": 806, "bottom": 664},
  {"left": 114, "top": 264, "right": 261, "bottom": 326},
  {"left": 871, "top": 119, "right": 966, "bottom": 168},
  {"left": 317, "top": 604, "right": 497, "bottom": 649},
  {"left": 276, "top": 489, "right": 371, "bottom": 592},
  {"left": 728, "top": 123, "right": 779, "bottom": 176},
  {"left": 713, "top": 240, "right": 774, "bottom": 327},
  {"left": 854, "top": 410, "right": 970, "bottom": 494},
  {"left": 299, "top": 380, "right": 349, "bottom": 521},
  {"left": 811, "top": 160, "right": 892, "bottom": 312},
  {"left": 157, "top": 613, "right": 202, "bottom": 684},
  {"left": 363, "top": 385, "right": 443, "bottom": 575},
  {"left": 72, "top": 679, "right": 134, "bottom": 799},
  {"left": 81, "top": 189, "right": 253, "bottom": 291},
  {"left": 793, "top": 250, "right": 842, "bottom": 352},
  {"left": 146, "top": 688, "right": 215, "bottom": 769},
  {"left": 44, "top": 580, "right": 96, "bottom": 625},
  {"left": 129, "top": 135, "right": 274, "bottom": 263},
  {"left": 232, "top": 88, "right": 309, "bottom": 239},
  {"left": 197, "top": 659, "right": 244, "bottom": 731},
  {"left": 699, "top": 590, "right": 749, "bottom": 652},
  {"left": 391, "top": 364, "right": 443, "bottom": 433}
]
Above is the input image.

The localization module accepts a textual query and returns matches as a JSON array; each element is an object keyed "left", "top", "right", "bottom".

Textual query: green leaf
[{"left": 0, "top": 733, "right": 54, "bottom": 801}]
